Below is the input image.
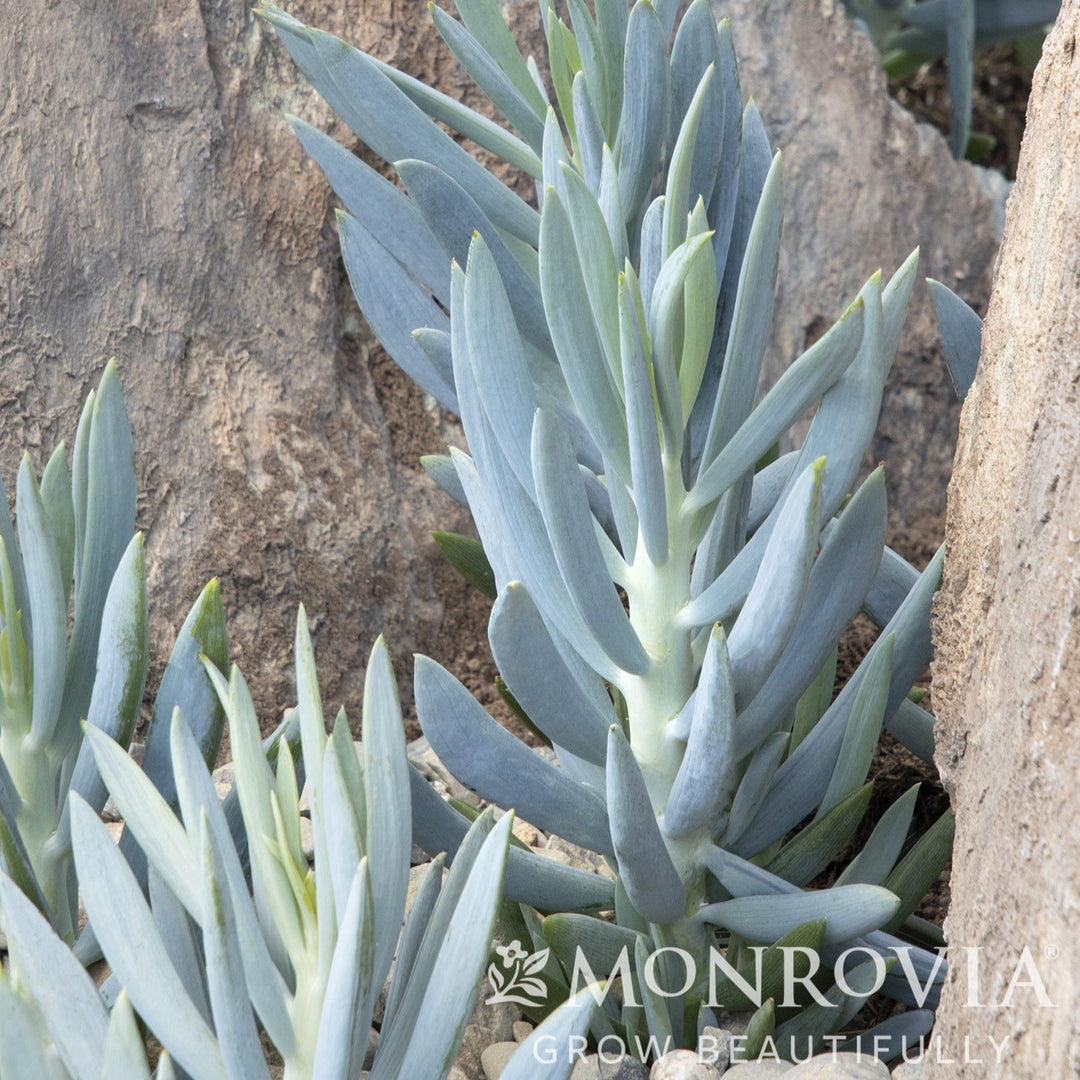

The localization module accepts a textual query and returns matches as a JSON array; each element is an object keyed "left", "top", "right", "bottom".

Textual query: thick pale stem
[{"left": 621, "top": 457, "right": 694, "bottom": 810}]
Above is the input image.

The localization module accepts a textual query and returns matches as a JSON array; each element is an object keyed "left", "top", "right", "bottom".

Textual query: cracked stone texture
[
  {"left": 717, "top": 0, "right": 1000, "bottom": 565},
  {"left": 0, "top": 0, "right": 547, "bottom": 735},
  {"left": 927, "top": 2, "right": 1080, "bottom": 1076}
]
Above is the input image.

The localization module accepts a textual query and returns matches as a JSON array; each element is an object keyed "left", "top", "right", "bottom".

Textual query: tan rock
[{"left": 928, "top": 2, "right": 1080, "bottom": 1076}]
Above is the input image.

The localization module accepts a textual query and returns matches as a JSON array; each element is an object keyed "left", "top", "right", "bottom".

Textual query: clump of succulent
[
  {"left": 0, "top": 361, "right": 226, "bottom": 957},
  {"left": 0, "top": 612, "right": 597, "bottom": 1080},
  {"left": 264, "top": 0, "right": 952, "bottom": 1061},
  {"left": 843, "top": 0, "right": 1059, "bottom": 156}
]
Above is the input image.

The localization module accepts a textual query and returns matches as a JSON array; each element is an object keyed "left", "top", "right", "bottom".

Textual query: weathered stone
[
  {"left": 600, "top": 1055, "right": 651, "bottom": 1079},
  {"left": 697, "top": 1027, "right": 733, "bottom": 1072},
  {"left": 480, "top": 1041, "right": 519, "bottom": 1080},
  {"left": 650, "top": 1049, "right": 722, "bottom": 1078},
  {"left": 717, "top": 0, "right": 1001, "bottom": 560},
  {"left": 512, "top": 1021, "right": 534, "bottom": 1043},
  {"left": 890, "top": 1062, "right": 924, "bottom": 1080},
  {"left": 724, "top": 1062, "right": 792, "bottom": 1078},
  {"left": 928, "top": 2, "right": 1080, "bottom": 1076},
  {"left": 0, "top": 0, "right": 538, "bottom": 741},
  {"left": 785, "top": 1051, "right": 889, "bottom": 1078},
  {"left": 457, "top": 1024, "right": 502, "bottom": 1080}
]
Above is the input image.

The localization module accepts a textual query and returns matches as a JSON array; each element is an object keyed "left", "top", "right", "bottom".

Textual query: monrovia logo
[
  {"left": 487, "top": 941, "right": 1054, "bottom": 1012},
  {"left": 486, "top": 940, "right": 551, "bottom": 1006}
]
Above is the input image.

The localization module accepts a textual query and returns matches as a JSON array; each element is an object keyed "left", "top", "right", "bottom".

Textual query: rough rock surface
[
  {"left": 718, "top": 0, "right": 1000, "bottom": 563},
  {"left": 928, "top": 2, "right": 1080, "bottom": 1076},
  {"left": 0, "top": 0, "right": 553, "bottom": 735}
]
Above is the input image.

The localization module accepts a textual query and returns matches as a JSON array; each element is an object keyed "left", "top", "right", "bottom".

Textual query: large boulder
[
  {"left": 0, "top": 0, "right": 540, "bottom": 729},
  {"left": 928, "top": 2, "right": 1080, "bottom": 1073}
]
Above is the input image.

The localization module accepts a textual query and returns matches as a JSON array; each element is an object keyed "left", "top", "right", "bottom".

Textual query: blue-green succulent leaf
[
  {"left": 615, "top": 1, "right": 670, "bottom": 216},
  {"left": 663, "top": 64, "right": 715, "bottom": 258},
  {"left": 198, "top": 812, "right": 270, "bottom": 1080},
  {"left": 361, "top": 636, "right": 411, "bottom": 990},
  {"left": 383, "top": 854, "right": 445, "bottom": 1030},
  {"left": 102, "top": 991, "right": 153, "bottom": 1080},
  {"left": 70, "top": 796, "right": 227, "bottom": 1079},
  {"left": 664, "top": 624, "right": 736, "bottom": 840},
  {"left": 0, "top": 872, "right": 107, "bottom": 1080},
  {"left": 735, "top": 467, "right": 886, "bottom": 755},
  {"left": 313, "top": 860, "right": 378, "bottom": 1079},
  {"left": 838, "top": 1009, "right": 935, "bottom": 1062},
  {"left": 65, "top": 533, "right": 148, "bottom": 829},
  {"left": 18, "top": 457, "right": 69, "bottom": 748},
  {"left": 82, "top": 723, "right": 200, "bottom": 915},
  {"left": 489, "top": 583, "right": 614, "bottom": 765},
  {"left": 606, "top": 725, "right": 686, "bottom": 923},
  {"left": 148, "top": 865, "right": 212, "bottom": 1028},
  {"left": 687, "top": 295, "right": 864, "bottom": 516},
  {"left": 283, "top": 20, "right": 539, "bottom": 243},
  {"left": 539, "top": 190, "right": 631, "bottom": 481},
  {"left": 416, "top": 657, "right": 614, "bottom": 854},
  {"left": 817, "top": 635, "right": 894, "bottom": 819},
  {"left": 389, "top": 813, "right": 513, "bottom": 1080},
  {"left": 735, "top": 546, "right": 944, "bottom": 854},
  {"left": 927, "top": 277, "right": 981, "bottom": 401},
  {"left": 532, "top": 409, "right": 647, "bottom": 675},
  {"left": 429, "top": 3, "right": 545, "bottom": 150},
  {"left": 886, "top": 698, "right": 936, "bottom": 763},
  {"left": 166, "top": 712, "right": 296, "bottom": 1054},
  {"left": 398, "top": 159, "right": 549, "bottom": 350},
  {"left": 698, "top": 884, "right": 900, "bottom": 945},
  {"left": 619, "top": 271, "right": 667, "bottom": 565},
  {"left": 289, "top": 117, "right": 450, "bottom": 301},
  {"left": 369, "top": 55, "right": 542, "bottom": 176},
  {"left": 463, "top": 234, "right": 539, "bottom": 496},
  {"left": 721, "top": 731, "right": 789, "bottom": 847},
  {"left": 338, "top": 211, "right": 457, "bottom": 411},
  {"left": 727, "top": 458, "right": 824, "bottom": 705},
  {"left": 409, "top": 768, "right": 614, "bottom": 912},
  {"left": 450, "top": 0, "right": 549, "bottom": 113},
  {"left": 65, "top": 361, "right": 136, "bottom": 741},
  {"left": 837, "top": 783, "right": 921, "bottom": 887}
]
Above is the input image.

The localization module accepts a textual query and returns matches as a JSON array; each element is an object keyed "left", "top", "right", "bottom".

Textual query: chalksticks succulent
[
  {"left": 0, "top": 362, "right": 227, "bottom": 956},
  {"left": 264, "top": 0, "right": 953, "bottom": 1061},
  {"left": 0, "top": 611, "right": 597, "bottom": 1079}
]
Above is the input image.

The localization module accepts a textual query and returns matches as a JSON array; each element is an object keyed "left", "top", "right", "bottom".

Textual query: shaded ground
[{"left": 890, "top": 44, "right": 1036, "bottom": 180}]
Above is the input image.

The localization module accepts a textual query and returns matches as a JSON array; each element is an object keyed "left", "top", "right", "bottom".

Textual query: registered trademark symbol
[{"left": 1046, "top": 945, "right": 1060, "bottom": 960}]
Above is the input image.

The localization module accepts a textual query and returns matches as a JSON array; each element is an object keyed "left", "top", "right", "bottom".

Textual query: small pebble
[
  {"left": 889, "top": 1063, "right": 923, "bottom": 1079},
  {"left": 649, "top": 1049, "right": 721, "bottom": 1079},
  {"left": 481, "top": 1041, "right": 519, "bottom": 1080},
  {"left": 512, "top": 819, "right": 545, "bottom": 846},
  {"left": 697, "top": 1027, "right": 733, "bottom": 1071},
  {"left": 512, "top": 1021, "right": 534, "bottom": 1043},
  {"left": 786, "top": 1052, "right": 889, "bottom": 1078},
  {"left": 299, "top": 815, "right": 314, "bottom": 861},
  {"left": 600, "top": 1055, "right": 650, "bottom": 1079},
  {"left": 724, "top": 1062, "right": 792, "bottom": 1077}
]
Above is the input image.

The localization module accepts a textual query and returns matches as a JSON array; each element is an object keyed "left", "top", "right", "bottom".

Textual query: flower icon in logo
[{"left": 485, "top": 939, "right": 550, "bottom": 1007}]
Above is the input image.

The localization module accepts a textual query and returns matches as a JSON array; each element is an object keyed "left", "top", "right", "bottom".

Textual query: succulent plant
[
  {"left": 844, "top": 0, "right": 1059, "bottom": 157},
  {"left": 0, "top": 361, "right": 227, "bottom": 958},
  {"left": 0, "top": 610, "right": 598, "bottom": 1079},
  {"left": 263, "top": 0, "right": 953, "bottom": 1061}
]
